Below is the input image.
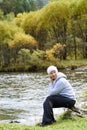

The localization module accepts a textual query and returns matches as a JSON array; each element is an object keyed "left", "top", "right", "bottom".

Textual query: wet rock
[{"left": 10, "top": 120, "right": 20, "bottom": 123}]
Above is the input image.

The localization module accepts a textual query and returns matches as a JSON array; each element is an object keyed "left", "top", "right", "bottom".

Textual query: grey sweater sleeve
[
  {"left": 48, "top": 79, "right": 64, "bottom": 95},
  {"left": 48, "top": 78, "right": 76, "bottom": 101}
]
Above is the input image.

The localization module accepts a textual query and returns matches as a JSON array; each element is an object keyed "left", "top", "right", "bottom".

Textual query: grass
[
  {"left": 0, "top": 59, "right": 87, "bottom": 72},
  {"left": 0, "top": 111, "right": 87, "bottom": 130},
  {"left": 58, "top": 59, "right": 87, "bottom": 68}
]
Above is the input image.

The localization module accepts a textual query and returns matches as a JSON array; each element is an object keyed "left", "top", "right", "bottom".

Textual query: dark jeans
[{"left": 42, "top": 95, "right": 76, "bottom": 125}]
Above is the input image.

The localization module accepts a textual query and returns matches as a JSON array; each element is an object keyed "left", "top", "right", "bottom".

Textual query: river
[{"left": 0, "top": 66, "right": 87, "bottom": 125}]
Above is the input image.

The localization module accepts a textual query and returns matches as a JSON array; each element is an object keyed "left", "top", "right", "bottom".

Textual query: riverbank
[
  {"left": 0, "top": 111, "right": 87, "bottom": 130},
  {"left": 0, "top": 59, "right": 87, "bottom": 72},
  {"left": 59, "top": 59, "right": 87, "bottom": 70}
]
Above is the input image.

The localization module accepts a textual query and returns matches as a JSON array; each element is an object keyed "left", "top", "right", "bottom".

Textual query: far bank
[{"left": 0, "top": 59, "right": 87, "bottom": 72}]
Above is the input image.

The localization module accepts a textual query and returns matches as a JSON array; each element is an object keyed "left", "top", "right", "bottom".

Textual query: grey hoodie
[{"left": 48, "top": 72, "right": 76, "bottom": 101}]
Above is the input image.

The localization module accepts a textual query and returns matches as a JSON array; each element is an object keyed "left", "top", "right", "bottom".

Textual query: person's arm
[{"left": 48, "top": 79, "right": 64, "bottom": 96}]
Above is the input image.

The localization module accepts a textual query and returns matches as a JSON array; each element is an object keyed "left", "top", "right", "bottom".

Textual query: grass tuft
[{"left": 0, "top": 111, "right": 87, "bottom": 130}]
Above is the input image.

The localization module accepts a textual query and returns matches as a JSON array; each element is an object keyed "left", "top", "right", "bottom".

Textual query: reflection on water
[{"left": 0, "top": 66, "right": 87, "bottom": 125}]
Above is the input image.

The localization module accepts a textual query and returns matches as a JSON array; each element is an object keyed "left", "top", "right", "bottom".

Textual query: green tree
[
  {"left": 35, "top": 0, "right": 44, "bottom": 9},
  {"left": 0, "top": 9, "right": 4, "bottom": 19},
  {"left": 0, "top": 20, "right": 22, "bottom": 67},
  {"left": 0, "top": 0, "right": 37, "bottom": 15},
  {"left": 17, "top": 48, "right": 31, "bottom": 66},
  {"left": 30, "top": 49, "right": 46, "bottom": 70},
  {"left": 0, "top": 21, "right": 13, "bottom": 66},
  {"left": 67, "top": 0, "right": 87, "bottom": 59}
]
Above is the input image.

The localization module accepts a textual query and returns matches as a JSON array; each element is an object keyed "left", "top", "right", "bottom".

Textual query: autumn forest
[{"left": 0, "top": 0, "right": 87, "bottom": 72}]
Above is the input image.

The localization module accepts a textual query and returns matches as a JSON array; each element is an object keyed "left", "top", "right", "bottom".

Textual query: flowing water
[{"left": 0, "top": 66, "right": 87, "bottom": 125}]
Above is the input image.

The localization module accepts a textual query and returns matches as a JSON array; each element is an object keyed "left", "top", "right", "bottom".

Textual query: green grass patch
[
  {"left": 0, "top": 59, "right": 87, "bottom": 72},
  {"left": 59, "top": 59, "right": 87, "bottom": 69},
  {"left": 0, "top": 111, "right": 87, "bottom": 130}
]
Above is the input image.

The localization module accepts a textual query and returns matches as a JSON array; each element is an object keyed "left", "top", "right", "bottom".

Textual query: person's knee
[
  {"left": 43, "top": 96, "right": 53, "bottom": 108},
  {"left": 67, "top": 100, "right": 76, "bottom": 109}
]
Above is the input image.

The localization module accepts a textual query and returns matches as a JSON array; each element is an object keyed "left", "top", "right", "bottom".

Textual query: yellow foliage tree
[
  {"left": 9, "top": 32, "right": 38, "bottom": 63},
  {"left": 46, "top": 43, "right": 65, "bottom": 62},
  {"left": 22, "top": 10, "right": 41, "bottom": 35},
  {"left": 0, "top": 21, "right": 22, "bottom": 66},
  {"left": 14, "top": 12, "right": 28, "bottom": 27},
  {"left": 36, "top": 0, "right": 69, "bottom": 48},
  {"left": 9, "top": 32, "right": 38, "bottom": 51},
  {"left": 46, "top": 49, "right": 56, "bottom": 61},
  {"left": 52, "top": 43, "right": 66, "bottom": 59}
]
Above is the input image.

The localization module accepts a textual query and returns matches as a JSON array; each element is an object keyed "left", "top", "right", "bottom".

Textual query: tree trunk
[{"left": 73, "top": 35, "right": 77, "bottom": 60}]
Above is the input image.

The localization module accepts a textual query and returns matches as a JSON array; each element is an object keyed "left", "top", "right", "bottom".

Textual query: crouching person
[{"left": 40, "top": 65, "right": 76, "bottom": 126}]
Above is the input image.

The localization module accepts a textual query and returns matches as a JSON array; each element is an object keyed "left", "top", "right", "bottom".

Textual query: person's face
[{"left": 49, "top": 70, "right": 58, "bottom": 81}]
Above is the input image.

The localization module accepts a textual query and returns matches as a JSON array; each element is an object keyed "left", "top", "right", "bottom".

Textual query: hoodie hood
[{"left": 57, "top": 72, "right": 67, "bottom": 80}]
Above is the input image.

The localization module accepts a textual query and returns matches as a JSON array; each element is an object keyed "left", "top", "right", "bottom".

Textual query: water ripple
[{"left": 0, "top": 68, "right": 87, "bottom": 125}]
